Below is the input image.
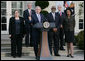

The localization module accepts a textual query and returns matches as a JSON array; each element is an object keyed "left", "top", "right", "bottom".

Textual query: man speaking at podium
[{"left": 29, "top": 6, "right": 46, "bottom": 59}]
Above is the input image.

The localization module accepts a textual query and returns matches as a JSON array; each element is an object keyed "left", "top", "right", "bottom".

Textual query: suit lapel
[
  {"left": 40, "top": 14, "right": 43, "bottom": 23},
  {"left": 19, "top": 17, "right": 21, "bottom": 24},
  {"left": 26, "top": 9, "right": 29, "bottom": 16},
  {"left": 50, "top": 13, "right": 55, "bottom": 21},
  {"left": 31, "top": 10, "right": 34, "bottom": 14},
  {"left": 34, "top": 13, "right": 39, "bottom": 22},
  {"left": 13, "top": 17, "right": 15, "bottom": 24},
  {"left": 57, "top": 12, "right": 60, "bottom": 16},
  {"left": 55, "top": 13, "right": 57, "bottom": 21}
]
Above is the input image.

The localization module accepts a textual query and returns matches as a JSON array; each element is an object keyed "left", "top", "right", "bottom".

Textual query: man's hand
[
  {"left": 60, "top": 25, "right": 63, "bottom": 28},
  {"left": 9, "top": 35, "right": 11, "bottom": 38},
  {"left": 31, "top": 23, "right": 33, "bottom": 25},
  {"left": 53, "top": 28, "right": 57, "bottom": 32},
  {"left": 28, "top": 16, "right": 32, "bottom": 21}
]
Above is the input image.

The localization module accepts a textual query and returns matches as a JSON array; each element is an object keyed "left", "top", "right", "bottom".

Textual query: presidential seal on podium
[
  {"left": 33, "top": 21, "right": 56, "bottom": 60},
  {"left": 43, "top": 22, "right": 50, "bottom": 29}
]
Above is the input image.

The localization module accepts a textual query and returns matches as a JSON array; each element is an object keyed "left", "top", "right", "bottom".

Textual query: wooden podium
[{"left": 33, "top": 22, "right": 55, "bottom": 60}]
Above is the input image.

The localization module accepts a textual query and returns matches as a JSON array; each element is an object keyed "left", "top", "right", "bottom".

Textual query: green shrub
[
  {"left": 41, "top": 10, "right": 48, "bottom": 16},
  {"left": 74, "top": 35, "right": 78, "bottom": 45},
  {"left": 77, "top": 31, "right": 84, "bottom": 50},
  {"left": 35, "top": 1, "right": 49, "bottom": 9},
  {"left": 35, "top": 1, "right": 49, "bottom": 17}
]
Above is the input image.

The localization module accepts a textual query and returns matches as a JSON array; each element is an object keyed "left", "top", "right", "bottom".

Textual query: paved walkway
[{"left": 1, "top": 46, "right": 84, "bottom": 60}]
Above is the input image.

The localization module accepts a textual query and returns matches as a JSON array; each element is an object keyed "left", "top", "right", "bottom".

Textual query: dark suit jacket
[
  {"left": 30, "top": 13, "right": 46, "bottom": 41},
  {"left": 31, "top": 13, "right": 46, "bottom": 33},
  {"left": 23, "top": 9, "right": 35, "bottom": 30},
  {"left": 46, "top": 12, "right": 61, "bottom": 30},
  {"left": 63, "top": 16, "right": 75, "bottom": 31},
  {"left": 9, "top": 17, "right": 25, "bottom": 36},
  {"left": 56, "top": 12, "right": 66, "bottom": 26},
  {"left": 31, "top": 13, "right": 46, "bottom": 25}
]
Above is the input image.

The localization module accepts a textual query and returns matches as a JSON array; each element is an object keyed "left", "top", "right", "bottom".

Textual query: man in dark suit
[
  {"left": 47, "top": 6, "right": 61, "bottom": 56},
  {"left": 30, "top": 6, "right": 46, "bottom": 60},
  {"left": 56, "top": 5, "right": 65, "bottom": 50},
  {"left": 23, "top": 3, "right": 35, "bottom": 47}
]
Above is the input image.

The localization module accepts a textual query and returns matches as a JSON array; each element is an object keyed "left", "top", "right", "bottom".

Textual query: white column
[
  {"left": 74, "top": 1, "right": 79, "bottom": 35},
  {"left": 7, "top": 1, "right": 12, "bottom": 34}
]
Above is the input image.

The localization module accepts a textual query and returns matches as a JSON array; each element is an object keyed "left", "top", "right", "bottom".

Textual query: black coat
[
  {"left": 31, "top": 13, "right": 46, "bottom": 25},
  {"left": 56, "top": 12, "right": 66, "bottom": 26},
  {"left": 9, "top": 17, "right": 25, "bottom": 36},
  {"left": 30, "top": 13, "right": 46, "bottom": 44},
  {"left": 23, "top": 9, "right": 35, "bottom": 31},
  {"left": 46, "top": 12, "right": 61, "bottom": 30},
  {"left": 31, "top": 13, "right": 46, "bottom": 32},
  {"left": 63, "top": 16, "right": 75, "bottom": 31}
]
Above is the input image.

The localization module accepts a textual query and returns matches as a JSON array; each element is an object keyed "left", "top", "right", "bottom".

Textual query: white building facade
[{"left": 1, "top": 1, "right": 84, "bottom": 35}]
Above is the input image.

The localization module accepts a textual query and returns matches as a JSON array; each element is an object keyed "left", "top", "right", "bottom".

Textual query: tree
[
  {"left": 35, "top": 1, "right": 49, "bottom": 9},
  {"left": 35, "top": 1, "right": 49, "bottom": 16}
]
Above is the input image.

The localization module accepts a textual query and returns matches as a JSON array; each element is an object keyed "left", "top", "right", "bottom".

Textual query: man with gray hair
[
  {"left": 30, "top": 6, "right": 46, "bottom": 60},
  {"left": 56, "top": 5, "right": 66, "bottom": 51},
  {"left": 23, "top": 3, "right": 35, "bottom": 47}
]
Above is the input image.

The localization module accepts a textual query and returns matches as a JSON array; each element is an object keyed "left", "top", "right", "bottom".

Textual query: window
[
  {"left": 1, "top": 9, "right": 6, "bottom": 15},
  {"left": 1, "top": 1, "right": 6, "bottom": 8},
  {"left": 1, "top": 17, "right": 6, "bottom": 23},
  {"left": 11, "top": 1, "right": 23, "bottom": 16},
  {"left": 1, "top": 1, "right": 7, "bottom": 31},
  {"left": 78, "top": 2, "right": 84, "bottom": 30},
  {"left": 1, "top": 24, "right": 7, "bottom": 31},
  {"left": 79, "top": 19, "right": 84, "bottom": 29}
]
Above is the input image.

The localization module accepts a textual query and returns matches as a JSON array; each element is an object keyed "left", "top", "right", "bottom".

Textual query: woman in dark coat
[
  {"left": 9, "top": 10, "right": 25, "bottom": 58},
  {"left": 63, "top": 7, "right": 75, "bottom": 58}
]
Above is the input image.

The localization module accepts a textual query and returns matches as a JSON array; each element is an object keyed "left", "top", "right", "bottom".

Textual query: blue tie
[{"left": 38, "top": 14, "right": 41, "bottom": 22}]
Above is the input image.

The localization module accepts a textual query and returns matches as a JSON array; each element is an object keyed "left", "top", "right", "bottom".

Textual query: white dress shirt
[
  {"left": 52, "top": 12, "right": 55, "bottom": 20},
  {"left": 36, "top": 13, "right": 41, "bottom": 22}
]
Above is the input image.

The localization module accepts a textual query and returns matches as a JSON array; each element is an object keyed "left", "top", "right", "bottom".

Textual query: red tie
[
  {"left": 60, "top": 12, "right": 62, "bottom": 16},
  {"left": 29, "top": 10, "right": 31, "bottom": 16}
]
